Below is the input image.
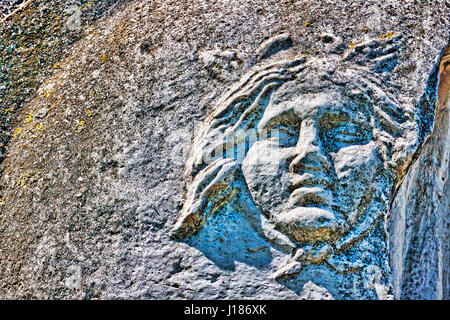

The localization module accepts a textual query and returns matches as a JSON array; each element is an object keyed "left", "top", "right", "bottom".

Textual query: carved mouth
[
  {"left": 288, "top": 173, "right": 333, "bottom": 207},
  {"left": 273, "top": 207, "right": 341, "bottom": 244},
  {"left": 290, "top": 173, "right": 332, "bottom": 189},
  {"left": 289, "top": 186, "right": 331, "bottom": 207},
  {"left": 277, "top": 179, "right": 339, "bottom": 244}
]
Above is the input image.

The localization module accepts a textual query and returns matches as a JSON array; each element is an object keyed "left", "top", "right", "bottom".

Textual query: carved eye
[
  {"left": 329, "top": 122, "right": 369, "bottom": 144},
  {"left": 269, "top": 124, "right": 298, "bottom": 148},
  {"left": 260, "top": 110, "right": 299, "bottom": 148},
  {"left": 319, "top": 114, "right": 372, "bottom": 152}
]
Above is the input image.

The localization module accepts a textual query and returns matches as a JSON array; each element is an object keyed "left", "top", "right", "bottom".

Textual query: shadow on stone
[{"left": 186, "top": 208, "right": 273, "bottom": 271}]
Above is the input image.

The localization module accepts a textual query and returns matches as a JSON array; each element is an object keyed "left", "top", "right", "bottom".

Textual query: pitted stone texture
[
  {"left": 389, "top": 78, "right": 449, "bottom": 299},
  {"left": 0, "top": 0, "right": 23, "bottom": 19}
]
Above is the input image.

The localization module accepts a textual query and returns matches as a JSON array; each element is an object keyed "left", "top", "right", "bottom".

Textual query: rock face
[
  {"left": 389, "top": 46, "right": 450, "bottom": 300},
  {"left": 0, "top": 0, "right": 448, "bottom": 299},
  {"left": 0, "top": 0, "right": 125, "bottom": 167}
]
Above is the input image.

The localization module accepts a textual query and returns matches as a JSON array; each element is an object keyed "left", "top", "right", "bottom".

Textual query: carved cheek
[
  {"left": 330, "top": 141, "right": 379, "bottom": 207},
  {"left": 331, "top": 142, "right": 379, "bottom": 181},
  {"left": 330, "top": 142, "right": 380, "bottom": 224},
  {"left": 242, "top": 141, "right": 291, "bottom": 211}
]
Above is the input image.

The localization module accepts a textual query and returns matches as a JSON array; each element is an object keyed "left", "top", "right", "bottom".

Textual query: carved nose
[{"left": 289, "top": 121, "right": 329, "bottom": 174}]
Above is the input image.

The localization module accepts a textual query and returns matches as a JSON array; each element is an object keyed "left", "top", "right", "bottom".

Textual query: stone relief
[{"left": 171, "top": 34, "right": 441, "bottom": 299}]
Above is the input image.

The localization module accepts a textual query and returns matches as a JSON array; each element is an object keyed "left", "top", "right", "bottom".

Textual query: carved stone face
[{"left": 242, "top": 89, "right": 383, "bottom": 245}]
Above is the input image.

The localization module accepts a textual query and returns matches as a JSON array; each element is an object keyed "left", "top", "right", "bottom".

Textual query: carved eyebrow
[
  {"left": 259, "top": 108, "right": 298, "bottom": 132},
  {"left": 318, "top": 108, "right": 370, "bottom": 130},
  {"left": 328, "top": 123, "right": 371, "bottom": 143},
  {"left": 318, "top": 111, "right": 352, "bottom": 130}
]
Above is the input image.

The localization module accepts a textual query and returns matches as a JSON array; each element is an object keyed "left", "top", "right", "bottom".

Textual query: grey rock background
[
  {"left": 0, "top": 0, "right": 448, "bottom": 299},
  {"left": 0, "top": 0, "right": 24, "bottom": 20},
  {"left": 389, "top": 99, "right": 449, "bottom": 300}
]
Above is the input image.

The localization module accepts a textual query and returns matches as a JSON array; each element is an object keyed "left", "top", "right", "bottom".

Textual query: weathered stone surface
[
  {"left": 0, "top": 0, "right": 24, "bottom": 20},
  {"left": 0, "top": 0, "right": 448, "bottom": 299},
  {"left": 389, "top": 46, "right": 449, "bottom": 300},
  {"left": 0, "top": 0, "right": 125, "bottom": 166}
]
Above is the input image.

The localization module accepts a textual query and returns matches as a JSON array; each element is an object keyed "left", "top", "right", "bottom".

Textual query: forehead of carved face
[{"left": 241, "top": 88, "right": 385, "bottom": 245}]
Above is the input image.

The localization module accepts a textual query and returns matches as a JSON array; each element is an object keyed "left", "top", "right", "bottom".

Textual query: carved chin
[{"left": 273, "top": 207, "right": 343, "bottom": 244}]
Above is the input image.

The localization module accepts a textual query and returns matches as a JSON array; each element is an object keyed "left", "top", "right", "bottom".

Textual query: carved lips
[
  {"left": 289, "top": 186, "right": 332, "bottom": 207},
  {"left": 287, "top": 173, "right": 333, "bottom": 208}
]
